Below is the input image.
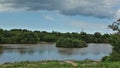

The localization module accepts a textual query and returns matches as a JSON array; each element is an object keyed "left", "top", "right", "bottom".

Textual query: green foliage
[
  {"left": 102, "top": 18, "right": 120, "bottom": 62},
  {"left": 56, "top": 38, "right": 87, "bottom": 48},
  {"left": 102, "top": 56, "right": 109, "bottom": 62},
  {"left": 108, "top": 18, "right": 120, "bottom": 34},
  {"left": 0, "top": 28, "right": 110, "bottom": 44},
  {"left": 109, "top": 34, "right": 120, "bottom": 53},
  {"left": 108, "top": 52, "right": 120, "bottom": 61},
  {"left": 102, "top": 34, "right": 120, "bottom": 62}
]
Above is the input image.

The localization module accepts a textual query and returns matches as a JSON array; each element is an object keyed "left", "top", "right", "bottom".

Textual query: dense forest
[{"left": 0, "top": 28, "right": 110, "bottom": 44}]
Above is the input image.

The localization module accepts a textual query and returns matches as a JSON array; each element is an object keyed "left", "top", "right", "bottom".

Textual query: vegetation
[
  {"left": 0, "top": 19, "right": 120, "bottom": 62},
  {"left": 102, "top": 18, "right": 120, "bottom": 62},
  {"left": 102, "top": 34, "right": 120, "bottom": 62},
  {"left": 0, "top": 29, "right": 110, "bottom": 44},
  {"left": 1, "top": 18, "right": 120, "bottom": 68},
  {"left": 108, "top": 18, "right": 120, "bottom": 34},
  {"left": 56, "top": 38, "right": 87, "bottom": 48},
  {"left": 0, "top": 60, "right": 120, "bottom": 68}
]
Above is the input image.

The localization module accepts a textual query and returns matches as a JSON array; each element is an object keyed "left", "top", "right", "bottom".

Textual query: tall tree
[{"left": 108, "top": 18, "right": 120, "bottom": 34}]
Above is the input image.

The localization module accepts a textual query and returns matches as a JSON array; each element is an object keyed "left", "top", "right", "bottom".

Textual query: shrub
[
  {"left": 102, "top": 34, "right": 120, "bottom": 62},
  {"left": 107, "top": 52, "right": 120, "bottom": 61},
  {"left": 101, "top": 56, "right": 109, "bottom": 62},
  {"left": 56, "top": 38, "right": 87, "bottom": 48},
  {"left": 109, "top": 34, "right": 120, "bottom": 53}
]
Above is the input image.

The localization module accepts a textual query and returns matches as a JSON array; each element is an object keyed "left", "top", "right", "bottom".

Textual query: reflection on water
[{"left": 0, "top": 43, "right": 112, "bottom": 64}]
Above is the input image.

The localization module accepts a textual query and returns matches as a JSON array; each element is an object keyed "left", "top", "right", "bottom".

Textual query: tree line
[{"left": 0, "top": 28, "right": 110, "bottom": 44}]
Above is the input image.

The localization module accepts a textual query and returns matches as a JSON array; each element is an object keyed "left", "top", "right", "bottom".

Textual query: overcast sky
[{"left": 0, "top": 0, "right": 120, "bottom": 34}]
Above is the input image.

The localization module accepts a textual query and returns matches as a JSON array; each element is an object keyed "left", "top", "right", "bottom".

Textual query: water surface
[{"left": 0, "top": 43, "right": 112, "bottom": 64}]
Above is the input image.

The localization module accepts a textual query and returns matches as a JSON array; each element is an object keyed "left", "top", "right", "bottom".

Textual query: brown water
[{"left": 0, "top": 43, "right": 112, "bottom": 64}]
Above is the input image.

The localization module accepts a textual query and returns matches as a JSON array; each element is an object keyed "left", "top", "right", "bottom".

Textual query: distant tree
[
  {"left": 80, "top": 32, "right": 89, "bottom": 42},
  {"left": 101, "top": 34, "right": 110, "bottom": 43},
  {"left": 0, "top": 28, "right": 110, "bottom": 44},
  {"left": 94, "top": 32, "right": 102, "bottom": 38},
  {"left": 108, "top": 18, "right": 120, "bottom": 34},
  {"left": 94, "top": 32, "right": 102, "bottom": 43}
]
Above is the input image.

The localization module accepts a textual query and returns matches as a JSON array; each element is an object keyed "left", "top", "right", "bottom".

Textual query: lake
[{"left": 0, "top": 43, "right": 112, "bottom": 64}]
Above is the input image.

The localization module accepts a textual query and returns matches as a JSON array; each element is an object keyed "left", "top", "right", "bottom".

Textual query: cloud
[
  {"left": 0, "top": 0, "right": 120, "bottom": 19},
  {"left": 69, "top": 20, "right": 111, "bottom": 33},
  {"left": 0, "top": 2, "right": 26, "bottom": 12},
  {"left": 115, "top": 9, "right": 120, "bottom": 19},
  {"left": 44, "top": 15, "right": 55, "bottom": 21},
  {"left": 70, "top": 20, "right": 106, "bottom": 29},
  {"left": 0, "top": 4, "right": 13, "bottom": 12}
]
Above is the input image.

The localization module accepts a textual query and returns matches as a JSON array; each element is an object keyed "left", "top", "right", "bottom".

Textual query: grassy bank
[{"left": 0, "top": 60, "right": 120, "bottom": 68}]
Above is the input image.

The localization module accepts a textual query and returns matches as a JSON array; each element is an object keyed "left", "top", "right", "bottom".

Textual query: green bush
[
  {"left": 108, "top": 53, "right": 120, "bottom": 61},
  {"left": 109, "top": 34, "right": 120, "bottom": 53},
  {"left": 102, "top": 56, "right": 109, "bottom": 62},
  {"left": 102, "top": 34, "right": 120, "bottom": 62},
  {"left": 56, "top": 38, "right": 87, "bottom": 48}
]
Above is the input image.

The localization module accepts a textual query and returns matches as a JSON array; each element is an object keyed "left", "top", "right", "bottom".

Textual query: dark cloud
[{"left": 0, "top": 0, "right": 119, "bottom": 19}]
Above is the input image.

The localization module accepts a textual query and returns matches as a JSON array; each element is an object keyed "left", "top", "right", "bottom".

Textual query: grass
[{"left": 0, "top": 60, "right": 120, "bottom": 68}]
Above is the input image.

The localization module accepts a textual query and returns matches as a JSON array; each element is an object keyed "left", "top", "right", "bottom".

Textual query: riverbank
[{"left": 0, "top": 60, "right": 120, "bottom": 68}]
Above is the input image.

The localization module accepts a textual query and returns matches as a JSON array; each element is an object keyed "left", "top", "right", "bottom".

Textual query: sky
[{"left": 0, "top": 0, "right": 120, "bottom": 34}]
